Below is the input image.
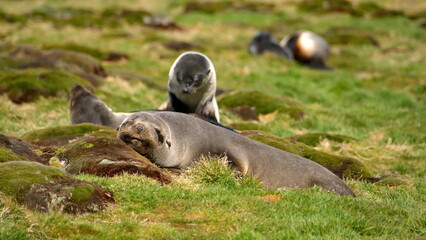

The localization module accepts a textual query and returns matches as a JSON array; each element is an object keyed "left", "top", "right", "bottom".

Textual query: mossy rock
[
  {"left": 18, "top": 49, "right": 107, "bottom": 83},
  {"left": 245, "top": 132, "right": 373, "bottom": 179},
  {"left": 44, "top": 43, "right": 130, "bottom": 62},
  {"left": 374, "top": 176, "right": 409, "bottom": 187},
  {"left": 0, "top": 133, "right": 48, "bottom": 164},
  {"left": 0, "top": 161, "right": 114, "bottom": 214},
  {"left": 184, "top": 1, "right": 275, "bottom": 14},
  {"left": 0, "top": 146, "right": 29, "bottom": 163},
  {"left": 44, "top": 43, "right": 105, "bottom": 59},
  {"left": 218, "top": 90, "right": 305, "bottom": 120},
  {"left": 59, "top": 136, "right": 172, "bottom": 184},
  {"left": 298, "top": 0, "right": 354, "bottom": 14},
  {"left": 229, "top": 122, "right": 271, "bottom": 132},
  {"left": 22, "top": 123, "right": 117, "bottom": 147},
  {"left": 288, "top": 133, "right": 357, "bottom": 146},
  {"left": 323, "top": 27, "right": 380, "bottom": 46},
  {"left": 0, "top": 69, "right": 89, "bottom": 103}
]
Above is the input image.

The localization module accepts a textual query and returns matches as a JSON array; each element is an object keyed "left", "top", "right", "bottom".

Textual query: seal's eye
[
  {"left": 136, "top": 125, "right": 144, "bottom": 133},
  {"left": 206, "top": 69, "right": 211, "bottom": 75},
  {"left": 194, "top": 74, "right": 203, "bottom": 82}
]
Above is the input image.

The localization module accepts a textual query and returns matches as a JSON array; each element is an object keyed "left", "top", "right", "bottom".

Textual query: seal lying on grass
[{"left": 117, "top": 111, "right": 355, "bottom": 196}]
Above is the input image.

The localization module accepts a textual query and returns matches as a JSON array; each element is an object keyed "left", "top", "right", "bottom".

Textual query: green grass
[{"left": 0, "top": 0, "right": 425, "bottom": 239}]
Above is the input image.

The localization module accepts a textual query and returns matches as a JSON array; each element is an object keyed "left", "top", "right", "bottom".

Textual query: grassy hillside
[{"left": 0, "top": 0, "right": 425, "bottom": 239}]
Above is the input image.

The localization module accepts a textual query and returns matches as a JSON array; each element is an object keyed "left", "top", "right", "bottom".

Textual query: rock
[
  {"left": 0, "top": 161, "right": 114, "bottom": 214},
  {"left": 22, "top": 123, "right": 117, "bottom": 147},
  {"left": 59, "top": 136, "right": 172, "bottom": 184},
  {"left": 242, "top": 131, "right": 373, "bottom": 179},
  {"left": 288, "top": 132, "right": 357, "bottom": 146},
  {"left": 0, "top": 133, "right": 48, "bottom": 164},
  {"left": 218, "top": 90, "right": 305, "bottom": 120},
  {"left": 0, "top": 69, "right": 90, "bottom": 103}
]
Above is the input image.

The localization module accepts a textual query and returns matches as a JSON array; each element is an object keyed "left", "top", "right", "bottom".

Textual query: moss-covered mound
[
  {"left": 323, "top": 27, "right": 380, "bottom": 46},
  {"left": 0, "top": 161, "right": 114, "bottom": 214},
  {"left": 242, "top": 131, "right": 372, "bottom": 179},
  {"left": 218, "top": 90, "right": 305, "bottom": 120},
  {"left": 288, "top": 132, "right": 357, "bottom": 146},
  {"left": 0, "top": 133, "right": 48, "bottom": 164},
  {"left": 229, "top": 122, "right": 270, "bottom": 132},
  {"left": 59, "top": 137, "right": 172, "bottom": 184},
  {"left": 22, "top": 123, "right": 117, "bottom": 147},
  {"left": 184, "top": 1, "right": 275, "bottom": 14},
  {"left": 298, "top": 0, "right": 404, "bottom": 18},
  {"left": 298, "top": 0, "right": 354, "bottom": 14},
  {"left": 0, "top": 69, "right": 89, "bottom": 103},
  {"left": 0, "top": 7, "right": 152, "bottom": 29},
  {"left": 44, "top": 43, "right": 129, "bottom": 62},
  {"left": 373, "top": 176, "right": 409, "bottom": 187}
]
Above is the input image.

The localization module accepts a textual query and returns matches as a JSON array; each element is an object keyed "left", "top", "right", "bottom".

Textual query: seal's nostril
[
  {"left": 136, "top": 125, "right": 144, "bottom": 133},
  {"left": 119, "top": 133, "right": 131, "bottom": 142}
]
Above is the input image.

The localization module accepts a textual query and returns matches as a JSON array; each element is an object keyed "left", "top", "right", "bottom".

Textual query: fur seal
[
  {"left": 280, "top": 31, "right": 331, "bottom": 70},
  {"left": 248, "top": 31, "right": 292, "bottom": 59},
  {"left": 164, "top": 52, "right": 220, "bottom": 122},
  {"left": 70, "top": 84, "right": 131, "bottom": 129},
  {"left": 117, "top": 111, "right": 355, "bottom": 196}
]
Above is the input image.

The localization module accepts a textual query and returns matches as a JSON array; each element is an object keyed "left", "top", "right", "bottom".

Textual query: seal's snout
[{"left": 118, "top": 132, "right": 132, "bottom": 143}]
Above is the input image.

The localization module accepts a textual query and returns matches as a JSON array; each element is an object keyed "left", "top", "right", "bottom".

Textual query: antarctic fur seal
[
  {"left": 248, "top": 30, "right": 292, "bottom": 59},
  {"left": 70, "top": 84, "right": 131, "bottom": 129},
  {"left": 117, "top": 111, "right": 355, "bottom": 196},
  {"left": 280, "top": 31, "right": 331, "bottom": 70},
  {"left": 164, "top": 52, "right": 220, "bottom": 122}
]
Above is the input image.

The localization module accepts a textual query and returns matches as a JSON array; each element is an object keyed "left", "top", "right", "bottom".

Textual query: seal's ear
[{"left": 154, "top": 127, "right": 171, "bottom": 148}]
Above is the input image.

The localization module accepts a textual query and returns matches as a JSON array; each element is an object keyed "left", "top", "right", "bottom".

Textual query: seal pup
[
  {"left": 248, "top": 30, "right": 292, "bottom": 59},
  {"left": 164, "top": 52, "right": 220, "bottom": 122},
  {"left": 70, "top": 84, "right": 132, "bottom": 129},
  {"left": 280, "top": 31, "right": 331, "bottom": 70},
  {"left": 117, "top": 111, "right": 355, "bottom": 196}
]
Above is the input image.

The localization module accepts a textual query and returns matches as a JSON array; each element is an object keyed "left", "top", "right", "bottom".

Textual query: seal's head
[
  {"left": 169, "top": 52, "right": 215, "bottom": 95},
  {"left": 117, "top": 113, "right": 171, "bottom": 158},
  {"left": 248, "top": 30, "right": 274, "bottom": 55}
]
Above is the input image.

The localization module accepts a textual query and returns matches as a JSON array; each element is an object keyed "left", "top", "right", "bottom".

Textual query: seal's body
[
  {"left": 70, "top": 84, "right": 131, "bottom": 129},
  {"left": 118, "top": 111, "right": 355, "bottom": 196},
  {"left": 165, "top": 52, "right": 220, "bottom": 122},
  {"left": 280, "top": 31, "right": 331, "bottom": 70}
]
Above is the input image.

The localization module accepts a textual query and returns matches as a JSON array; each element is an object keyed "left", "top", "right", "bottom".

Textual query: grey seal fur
[
  {"left": 70, "top": 84, "right": 131, "bottom": 129},
  {"left": 248, "top": 30, "right": 292, "bottom": 59},
  {"left": 280, "top": 31, "right": 331, "bottom": 70},
  {"left": 117, "top": 111, "right": 355, "bottom": 196},
  {"left": 164, "top": 52, "right": 220, "bottom": 122}
]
